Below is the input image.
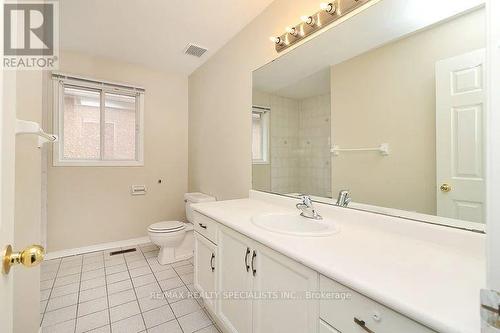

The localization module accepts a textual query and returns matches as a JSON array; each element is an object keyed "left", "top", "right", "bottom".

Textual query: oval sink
[{"left": 251, "top": 213, "right": 338, "bottom": 237}]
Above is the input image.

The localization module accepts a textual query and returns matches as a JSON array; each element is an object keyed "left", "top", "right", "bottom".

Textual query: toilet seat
[{"left": 148, "top": 221, "right": 185, "bottom": 233}]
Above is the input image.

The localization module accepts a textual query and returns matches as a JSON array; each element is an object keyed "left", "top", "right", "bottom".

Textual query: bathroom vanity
[{"left": 192, "top": 191, "right": 484, "bottom": 333}]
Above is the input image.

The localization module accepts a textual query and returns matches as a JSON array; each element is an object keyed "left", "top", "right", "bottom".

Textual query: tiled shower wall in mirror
[
  {"left": 298, "top": 94, "right": 331, "bottom": 197},
  {"left": 253, "top": 91, "right": 331, "bottom": 198}
]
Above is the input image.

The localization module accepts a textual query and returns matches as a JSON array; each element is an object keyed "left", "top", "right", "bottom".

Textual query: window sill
[
  {"left": 252, "top": 161, "right": 270, "bottom": 165},
  {"left": 53, "top": 160, "right": 144, "bottom": 167}
]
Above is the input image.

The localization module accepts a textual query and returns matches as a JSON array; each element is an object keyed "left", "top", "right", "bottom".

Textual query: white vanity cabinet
[
  {"left": 217, "top": 224, "right": 319, "bottom": 333},
  {"left": 319, "top": 276, "right": 436, "bottom": 333},
  {"left": 319, "top": 320, "right": 341, "bottom": 333},
  {"left": 217, "top": 224, "right": 254, "bottom": 333},
  {"left": 193, "top": 211, "right": 437, "bottom": 333},
  {"left": 193, "top": 210, "right": 218, "bottom": 243},
  {"left": 194, "top": 232, "right": 217, "bottom": 314},
  {"left": 251, "top": 239, "right": 319, "bottom": 333}
]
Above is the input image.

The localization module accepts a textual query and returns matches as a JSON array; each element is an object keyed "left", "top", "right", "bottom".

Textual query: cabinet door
[
  {"left": 217, "top": 225, "right": 254, "bottom": 333},
  {"left": 194, "top": 232, "right": 217, "bottom": 314},
  {"left": 320, "top": 320, "right": 341, "bottom": 333},
  {"left": 252, "top": 243, "right": 319, "bottom": 333}
]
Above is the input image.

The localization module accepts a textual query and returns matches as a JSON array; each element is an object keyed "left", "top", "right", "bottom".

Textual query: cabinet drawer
[
  {"left": 319, "top": 275, "right": 435, "bottom": 333},
  {"left": 192, "top": 211, "right": 218, "bottom": 244}
]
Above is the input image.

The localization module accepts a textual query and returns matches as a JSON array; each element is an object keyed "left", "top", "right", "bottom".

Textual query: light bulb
[
  {"left": 320, "top": 2, "right": 330, "bottom": 10},
  {"left": 269, "top": 36, "right": 283, "bottom": 45},
  {"left": 301, "top": 15, "right": 315, "bottom": 26},
  {"left": 320, "top": 2, "right": 336, "bottom": 14},
  {"left": 286, "top": 26, "right": 298, "bottom": 36}
]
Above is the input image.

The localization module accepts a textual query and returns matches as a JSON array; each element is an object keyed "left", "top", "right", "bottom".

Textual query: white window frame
[
  {"left": 52, "top": 74, "right": 145, "bottom": 167},
  {"left": 252, "top": 106, "right": 270, "bottom": 165}
]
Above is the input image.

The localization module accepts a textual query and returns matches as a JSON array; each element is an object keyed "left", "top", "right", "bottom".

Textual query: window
[
  {"left": 252, "top": 107, "right": 269, "bottom": 164},
  {"left": 53, "top": 74, "right": 144, "bottom": 166}
]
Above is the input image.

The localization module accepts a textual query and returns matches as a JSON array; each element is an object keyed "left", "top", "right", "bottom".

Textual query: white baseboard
[{"left": 45, "top": 236, "right": 151, "bottom": 260}]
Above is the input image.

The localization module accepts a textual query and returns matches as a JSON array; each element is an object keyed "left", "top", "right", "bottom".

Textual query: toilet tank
[{"left": 184, "top": 192, "right": 216, "bottom": 223}]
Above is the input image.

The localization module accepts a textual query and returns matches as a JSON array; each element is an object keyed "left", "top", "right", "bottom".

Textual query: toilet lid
[{"left": 148, "top": 221, "right": 185, "bottom": 232}]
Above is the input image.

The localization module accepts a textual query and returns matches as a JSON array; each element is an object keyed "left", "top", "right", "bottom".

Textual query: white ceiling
[
  {"left": 60, "top": 0, "right": 274, "bottom": 75},
  {"left": 271, "top": 68, "right": 331, "bottom": 100}
]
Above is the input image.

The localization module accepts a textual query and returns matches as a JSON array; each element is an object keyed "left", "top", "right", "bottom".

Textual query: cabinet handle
[
  {"left": 244, "top": 247, "right": 250, "bottom": 272},
  {"left": 210, "top": 253, "right": 215, "bottom": 272},
  {"left": 354, "top": 318, "right": 375, "bottom": 333},
  {"left": 251, "top": 250, "right": 257, "bottom": 276},
  {"left": 198, "top": 223, "right": 207, "bottom": 229}
]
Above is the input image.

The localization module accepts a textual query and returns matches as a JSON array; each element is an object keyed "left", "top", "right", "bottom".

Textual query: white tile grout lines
[{"left": 39, "top": 243, "right": 220, "bottom": 333}]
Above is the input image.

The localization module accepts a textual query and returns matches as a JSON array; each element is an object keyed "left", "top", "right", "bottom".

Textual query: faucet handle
[
  {"left": 336, "top": 189, "right": 351, "bottom": 207},
  {"left": 299, "top": 195, "right": 312, "bottom": 206}
]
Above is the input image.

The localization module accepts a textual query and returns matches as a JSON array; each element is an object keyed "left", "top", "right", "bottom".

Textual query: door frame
[{"left": 486, "top": 0, "right": 500, "bottom": 291}]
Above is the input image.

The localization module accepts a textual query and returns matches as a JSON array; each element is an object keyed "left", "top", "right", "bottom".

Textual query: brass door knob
[
  {"left": 440, "top": 183, "right": 452, "bottom": 193},
  {"left": 2, "top": 244, "right": 45, "bottom": 274}
]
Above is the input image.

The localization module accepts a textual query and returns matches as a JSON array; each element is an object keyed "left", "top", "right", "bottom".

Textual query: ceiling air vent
[{"left": 184, "top": 44, "right": 208, "bottom": 58}]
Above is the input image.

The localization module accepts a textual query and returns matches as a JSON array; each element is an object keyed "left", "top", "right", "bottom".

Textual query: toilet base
[{"left": 158, "top": 246, "right": 193, "bottom": 265}]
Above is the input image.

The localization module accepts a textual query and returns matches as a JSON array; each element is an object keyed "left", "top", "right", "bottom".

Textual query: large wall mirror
[{"left": 252, "top": 0, "right": 486, "bottom": 231}]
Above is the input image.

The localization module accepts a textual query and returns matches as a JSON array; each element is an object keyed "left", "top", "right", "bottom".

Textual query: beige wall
[
  {"left": 331, "top": 9, "right": 485, "bottom": 215},
  {"left": 47, "top": 51, "right": 188, "bottom": 252},
  {"left": 188, "top": 0, "right": 322, "bottom": 200}
]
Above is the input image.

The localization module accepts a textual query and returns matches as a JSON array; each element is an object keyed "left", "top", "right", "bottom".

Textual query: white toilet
[{"left": 148, "top": 192, "right": 215, "bottom": 265}]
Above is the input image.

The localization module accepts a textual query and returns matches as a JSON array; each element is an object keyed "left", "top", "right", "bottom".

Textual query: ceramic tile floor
[{"left": 40, "top": 243, "right": 220, "bottom": 333}]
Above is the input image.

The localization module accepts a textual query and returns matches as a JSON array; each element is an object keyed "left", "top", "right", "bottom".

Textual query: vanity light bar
[{"left": 270, "top": 0, "right": 374, "bottom": 53}]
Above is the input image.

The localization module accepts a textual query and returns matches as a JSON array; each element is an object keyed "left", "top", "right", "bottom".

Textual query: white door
[
  {"left": 194, "top": 232, "right": 217, "bottom": 314},
  {"left": 217, "top": 225, "right": 253, "bottom": 333},
  {"left": 436, "top": 49, "right": 486, "bottom": 223},
  {"left": 1, "top": 48, "right": 45, "bottom": 333},
  {"left": 251, "top": 242, "right": 319, "bottom": 333},
  {"left": 0, "top": 63, "right": 17, "bottom": 333},
  {"left": 1, "top": 72, "right": 45, "bottom": 333}
]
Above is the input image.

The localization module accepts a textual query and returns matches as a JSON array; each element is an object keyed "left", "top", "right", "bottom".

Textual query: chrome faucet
[
  {"left": 296, "top": 195, "right": 322, "bottom": 220},
  {"left": 336, "top": 190, "right": 351, "bottom": 207}
]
